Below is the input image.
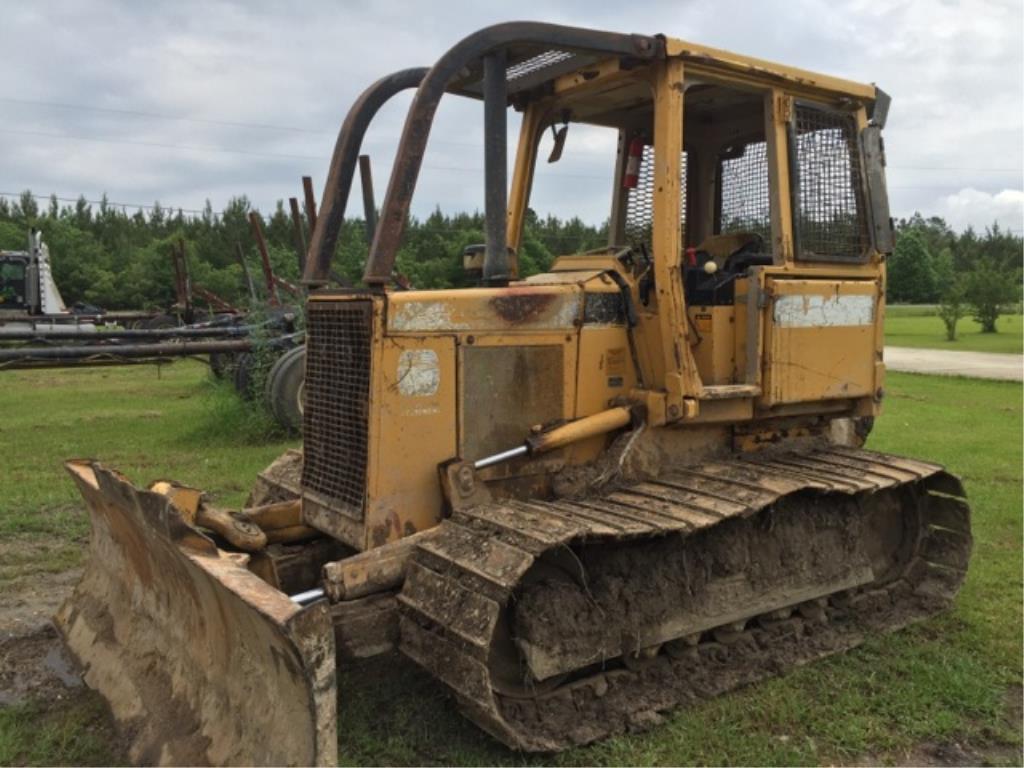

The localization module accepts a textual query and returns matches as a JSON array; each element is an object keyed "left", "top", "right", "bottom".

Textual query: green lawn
[
  {"left": 0, "top": 362, "right": 297, "bottom": 586},
  {"left": 0, "top": 363, "right": 1020, "bottom": 765},
  {"left": 885, "top": 305, "right": 1023, "bottom": 354}
]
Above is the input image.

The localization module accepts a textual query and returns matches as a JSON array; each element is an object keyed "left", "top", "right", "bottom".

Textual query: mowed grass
[
  {"left": 0, "top": 361, "right": 297, "bottom": 587},
  {"left": 0, "top": 364, "right": 1020, "bottom": 765},
  {"left": 0, "top": 697, "right": 115, "bottom": 767},
  {"left": 885, "top": 305, "right": 1023, "bottom": 354}
]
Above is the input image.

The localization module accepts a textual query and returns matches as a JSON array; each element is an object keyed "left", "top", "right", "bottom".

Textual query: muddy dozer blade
[{"left": 56, "top": 460, "right": 337, "bottom": 766}]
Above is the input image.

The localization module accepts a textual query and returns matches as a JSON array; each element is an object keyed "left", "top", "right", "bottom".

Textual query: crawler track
[{"left": 397, "top": 447, "right": 971, "bottom": 751}]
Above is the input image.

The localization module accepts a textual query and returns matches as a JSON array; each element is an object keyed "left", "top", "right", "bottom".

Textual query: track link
[{"left": 397, "top": 447, "right": 972, "bottom": 752}]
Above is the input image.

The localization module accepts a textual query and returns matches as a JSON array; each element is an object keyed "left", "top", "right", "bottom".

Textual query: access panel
[{"left": 762, "top": 278, "right": 879, "bottom": 405}]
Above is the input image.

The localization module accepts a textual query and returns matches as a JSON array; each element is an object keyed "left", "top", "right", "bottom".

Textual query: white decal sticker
[
  {"left": 773, "top": 294, "right": 874, "bottom": 328},
  {"left": 397, "top": 349, "right": 440, "bottom": 396}
]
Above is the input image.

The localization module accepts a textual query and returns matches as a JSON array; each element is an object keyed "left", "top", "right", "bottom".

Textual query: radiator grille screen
[
  {"left": 302, "top": 300, "right": 372, "bottom": 517},
  {"left": 794, "top": 105, "right": 869, "bottom": 261}
]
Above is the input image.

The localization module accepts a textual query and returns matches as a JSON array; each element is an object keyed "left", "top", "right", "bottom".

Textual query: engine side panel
[{"left": 365, "top": 335, "right": 457, "bottom": 548}]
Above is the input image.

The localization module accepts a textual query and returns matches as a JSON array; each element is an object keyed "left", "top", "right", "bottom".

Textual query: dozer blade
[{"left": 56, "top": 461, "right": 337, "bottom": 766}]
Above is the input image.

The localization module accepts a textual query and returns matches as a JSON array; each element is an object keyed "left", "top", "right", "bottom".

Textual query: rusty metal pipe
[
  {"left": 170, "top": 242, "right": 185, "bottom": 306},
  {"left": 288, "top": 197, "right": 308, "bottom": 274},
  {"left": 249, "top": 212, "right": 281, "bottom": 307},
  {"left": 482, "top": 48, "right": 509, "bottom": 285},
  {"left": 1, "top": 358, "right": 176, "bottom": 370},
  {"left": 0, "top": 326, "right": 251, "bottom": 341},
  {"left": 0, "top": 338, "right": 262, "bottom": 362},
  {"left": 303, "top": 67, "right": 429, "bottom": 285},
  {"left": 358, "top": 155, "right": 378, "bottom": 244},
  {"left": 234, "top": 242, "right": 259, "bottom": 303},
  {"left": 302, "top": 176, "right": 318, "bottom": 236}
]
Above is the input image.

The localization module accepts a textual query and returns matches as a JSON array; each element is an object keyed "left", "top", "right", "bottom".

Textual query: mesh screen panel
[
  {"left": 624, "top": 145, "right": 687, "bottom": 251},
  {"left": 302, "top": 300, "right": 372, "bottom": 516},
  {"left": 719, "top": 140, "right": 771, "bottom": 246},
  {"left": 794, "top": 105, "right": 868, "bottom": 261}
]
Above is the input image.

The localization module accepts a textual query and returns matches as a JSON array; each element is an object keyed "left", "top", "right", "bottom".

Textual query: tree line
[
  {"left": 0, "top": 191, "right": 607, "bottom": 311},
  {"left": 0, "top": 192, "right": 1019, "bottom": 333},
  {"left": 888, "top": 214, "right": 1022, "bottom": 336}
]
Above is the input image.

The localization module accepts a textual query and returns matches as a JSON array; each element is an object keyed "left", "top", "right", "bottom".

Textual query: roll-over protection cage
[
  {"left": 302, "top": 21, "right": 892, "bottom": 288},
  {"left": 302, "top": 22, "right": 663, "bottom": 288}
]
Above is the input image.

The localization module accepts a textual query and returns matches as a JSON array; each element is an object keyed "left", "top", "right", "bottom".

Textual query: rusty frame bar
[
  {"left": 362, "top": 22, "right": 662, "bottom": 285},
  {"left": 0, "top": 338, "right": 258, "bottom": 362},
  {"left": 273, "top": 274, "right": 303, "bottom": 299},
  {"left": 303, "top": 67, "right": 429, "bottom": 285},
  {"left": 302, "top": 176, "right": 319, "bottom": 236},
  {"left": 193, "top": 285, "right": 239, "bottom": 314},
  {"left": 288, "top": 197, "right": 308, "bottom": 274},
  {"left": 170, "top": 239, "right": 191, "bottom": 310},
  {"left": 234, "top": 242, "right": 259, "bottom": 303},
  {"left": 170, "top": 245, "right": 185, "bottom": 305},
  {"left": 358, "top": 155, "right": 377, "bottom": 244},
  {"left": 0, "top": 326, "right": 249, "bottom": 341},
  {"left": 248, "top": 212, "right": 281, "bottom": 307}
]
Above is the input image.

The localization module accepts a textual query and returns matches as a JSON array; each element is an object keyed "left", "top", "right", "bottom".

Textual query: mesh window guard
[
  {"left": 794, "top": 105, "right": 868, "bottom": 261},
  {"left": 718, "top": 140, "right": 772, "bottom": 248},
  {"left": 624, "top": 144, "right": 687, "bottom": 252}
]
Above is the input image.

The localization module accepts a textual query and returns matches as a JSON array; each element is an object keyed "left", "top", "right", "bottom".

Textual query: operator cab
[
  {"left": 512, "top": 61, "right": 873, "bottom": 386},
  {"left": 0, "top": 255, "right": 30, "bottom": 310},
  {"left": 522, "top": 73, "right": 868, "bottom": 277}
]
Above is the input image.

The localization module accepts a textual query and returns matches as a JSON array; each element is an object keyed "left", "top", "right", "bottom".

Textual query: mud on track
[{"left": 399, "top": 447, "right": 972, "bottom": 752}]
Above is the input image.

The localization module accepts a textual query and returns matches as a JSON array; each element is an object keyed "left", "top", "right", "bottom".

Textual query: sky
[{"left": 1, "top": 0, "right": 1021, "bottom": 235}]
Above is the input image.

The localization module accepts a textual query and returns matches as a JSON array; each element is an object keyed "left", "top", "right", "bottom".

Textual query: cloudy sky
[{"left": 1, "top": 0, "right": 1021, "bottom": 235}]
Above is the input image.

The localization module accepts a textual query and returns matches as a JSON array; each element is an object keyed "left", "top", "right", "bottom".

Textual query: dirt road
[{"left": 885, "top": 347, "right": 1023, "bottom": 381}]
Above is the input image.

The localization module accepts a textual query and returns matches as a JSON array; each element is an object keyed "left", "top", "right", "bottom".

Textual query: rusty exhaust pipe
[{"left": 482, "top": 48, "right": 509, "bottom": 286}]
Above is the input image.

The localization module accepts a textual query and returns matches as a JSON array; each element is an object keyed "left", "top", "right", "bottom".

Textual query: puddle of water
[{"left": 43, "top": 644, "right": 83, "bottom": 688}]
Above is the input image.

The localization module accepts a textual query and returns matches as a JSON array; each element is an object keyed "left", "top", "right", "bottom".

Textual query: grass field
[
  {"left": 885, "top": 306, "right": 1023, "bottom": 354},
  {"left": 0, "top": 363, "right": 296, "bottom": 590},
  {"left": 0, "top": 362, "right": 1021, "bottom": 766}
]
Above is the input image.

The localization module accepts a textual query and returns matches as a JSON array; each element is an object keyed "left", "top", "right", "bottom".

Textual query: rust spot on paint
[
  {"left": 489, "top": 290, "right": 556, "bottom": 324},
  {"left": 370, "top": 507, "right": 402, "bottom": 548}
]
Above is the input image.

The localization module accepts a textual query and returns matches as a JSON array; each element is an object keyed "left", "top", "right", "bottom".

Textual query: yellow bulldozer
[{"left": 56, "top": 22, "right": 972, "bottom": 765}]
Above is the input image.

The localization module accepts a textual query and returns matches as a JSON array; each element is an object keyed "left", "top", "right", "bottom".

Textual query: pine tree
[{"left": 964, "top": 257, "right": 1019, "bottom": 333}]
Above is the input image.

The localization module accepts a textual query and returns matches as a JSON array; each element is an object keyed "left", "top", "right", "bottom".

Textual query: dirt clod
[{"left": 246, "top": 448, "right": 303, "bottom": 506}]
